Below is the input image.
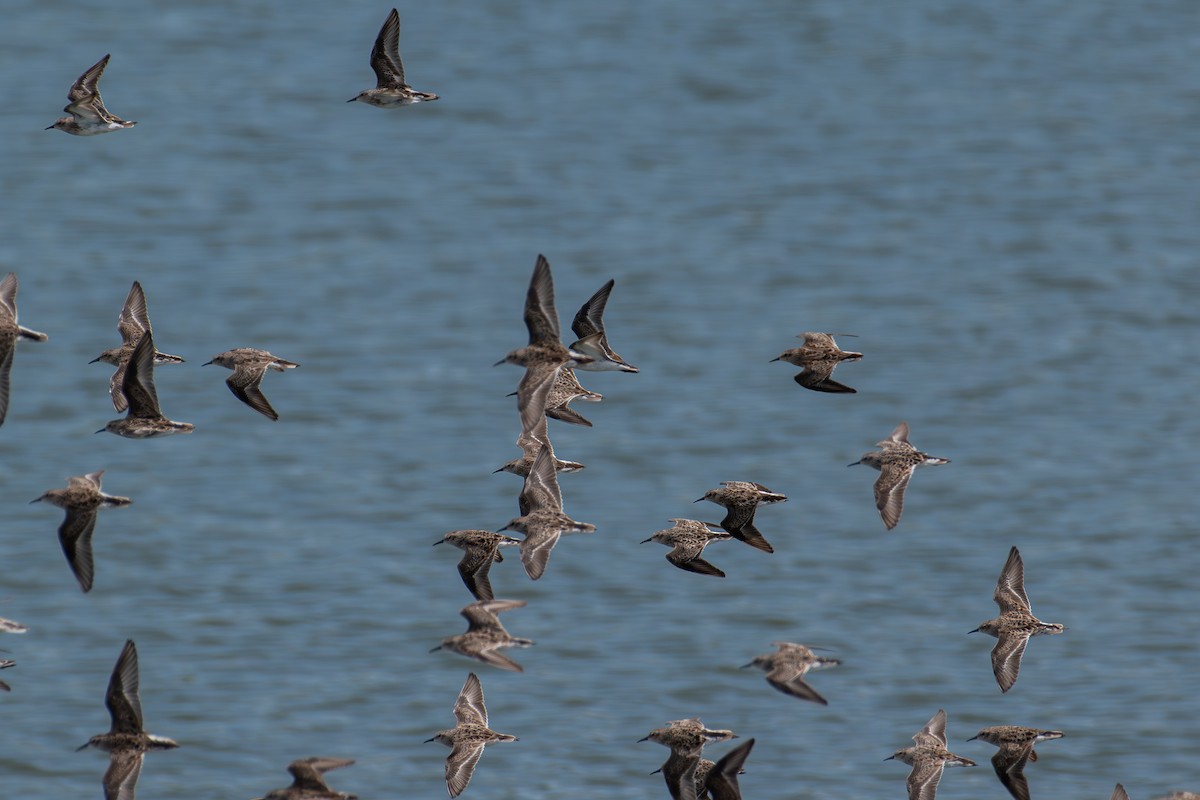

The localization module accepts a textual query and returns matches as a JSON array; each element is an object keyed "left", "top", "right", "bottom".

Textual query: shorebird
[
  {"left": 640, "top": 719, "right": 738, "bottom": 800},
  {"left": 544, "top": 366, "right": 602, "bottom": 427},
  {"left": 849, "top": 421, "right": 948, "bottom": 530},
  {"left": 0, "top": 657, "right": 13, "bottom": 692},
  {"left": 32, "top": 470, "right": 132, "bottom": 593},
  {"left": 0, "top": 272, "right": 48, "bottom": 427},
  {"left": 496, "top": 255, "right": 593, "bottom": 419},
  {"left": 91, "top": 281, "right": 184, "bottom": 413},
  {"left": 0, "top": 616, "right": 27, "bottom": 633},
  {"left": 971, "top": 546, "right": 1065, "bottom": 693},
  {"left": 886, "top": 709, "right": 976, "bottom": 800},
  {"left": 100, "top": 332, "right": 194, "bottom": 437},
  {"left": 497, "top": 352, "right": 586, "bottom": 476},
  {"left": 431, "top": 599, "right": 534, "bottom": 673},
  {"left": 968, "top": 725, "right": 1064, "bottom": 800},
  {"left": 742, "top": 642, "right": 840, "bottom": 705},
  {"left": 79, "top": 640, "right": 178, "bottom": 800},
  {"left": 426, "top": 672, "right": 517, "bottom": 798},
  {"left": 252, "top": 756, "right": 357, "bottom": 800},
  {"left": 46, "top": 54, "right": 137, "bottom": 135},
  {"left": 694, "top": 738, "right": 755, "bottom": 800},
  {"left": 568, "top": 279, "right": 638, "bottom": 372},
  {"left": 499, "top": 446, "right": 595, "bottom": 580},
  {"left": 695, "top": 481, "right": 786, "bottom": 554},
  {"left": 771, "top": 332, "right": 861, "bottom": 393},
  {"left": 203, "top": 348, "right": 299, "bottom": 421},
  {"left": 433, "top": 530, "right": 521, "bottom": 602},
  {"left": 642, "top": 519, "right": 732, "bottom": 577},
  {"left": 348, "top": 8, "right": 438, "bottom": 107}
]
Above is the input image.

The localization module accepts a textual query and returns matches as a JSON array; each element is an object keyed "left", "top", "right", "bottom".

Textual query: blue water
[{"left": 0, "top": 1, "right": 1196, "bottom": 797}]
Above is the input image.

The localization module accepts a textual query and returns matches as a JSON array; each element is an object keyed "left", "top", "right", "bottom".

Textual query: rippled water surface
[{"left": 1, "top": 1, "right": 1197, "bottom": 797}]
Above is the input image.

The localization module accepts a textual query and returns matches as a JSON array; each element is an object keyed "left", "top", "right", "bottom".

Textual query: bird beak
[
  {"left": 968, "top": 628, "right": 980, "bottom": 634},
  {"left": 75, "top": 742, "right": 91, "bottom": 752},
  {"left": 423, "top": 736, "right": 437, "bottom": 743},
  {"left": 88, "top": 356, "right": 102, "bottom": 364},
  {"left": 429, "top": 645, "right": 442, "bottom": 653},
  {"left": 432, "top": 540, "right": 443, "bottom": 546},
  {"left": 29, "top": 496, "right": 44, "bottom": 504},
  {"left": 493, "top": 359, "right": 506, "bottom": 367},
  {"left": 769, "top": 357, "right": 780, "bottom": 362},
  {"left": 45, "top": 124, "right": 56, "bottom": 131},
  {"left": 636, "top": 736, "right": 650, "bottom": 743},
  {"left": 201, "top": 360, "right": 213, "bottom": 366},
  {"left": 639, "top": 537, "right": 653, "bottom": 544},
  {"left": 492, "top": 467, "right": 505, "bottom": 474},
  {"left": 94, "top": 428, "right": 106, "bottom": 435},
  {"left": 884, "top": 755, "right": 895, "bottom": 761},
  {"left": 346, "top": 98, "right": 358, "bottom": 103},
  {"left": 739, "top": 662, "right": 754, "bottom": 669},
  {"left": 846, "top": 461, "right": 860, "bottom": 467},
  {"left": 694, "top": 497, "right": 705, "bottom": 503},
  {"left": 966, "top": 735, "right": 979, "bottom": 741}
]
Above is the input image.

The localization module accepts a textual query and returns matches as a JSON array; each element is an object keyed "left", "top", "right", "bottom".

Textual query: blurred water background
[{"left": 0, "top": 0, "right": 1197, "bottom": 797}]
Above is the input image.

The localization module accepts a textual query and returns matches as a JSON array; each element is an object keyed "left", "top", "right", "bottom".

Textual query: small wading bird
[
  {"left": 971, "top": 546, "right": 1065, "bottom": 693},
  {"left": 967, "top": 725, "right": 1064, "bottom": 800},
  {"left": 32, "top": 470, "right": 132, "bottom": 593},
  {"left": 47, "top": 54, "right": 137, "bottom": 135},
  {"left": 771, "top": 332, "right": 861, "bottom": 393},
  {"left": 426, "top": 673, "right": 517, "bottom": 798},
  {"left": 886, "top": 709, "right": 976, "bottom": 800},
  {"left": 348, "top": 8, "right": 438, "bottom": 107},
  {"left": 252, "top": 756, "right": 358, "bottom": 800},
  {"left": 0, "top": 272, "right": 48, "bottom": 427},
  {"left": 848, "top": 421, "right": 948, "bottom": 530},
  {"left": 91, "top": 281, "right": 184, "bottom": 413},
  {"left": 78, "top": 640, "right": 178, "bottom": 800}
]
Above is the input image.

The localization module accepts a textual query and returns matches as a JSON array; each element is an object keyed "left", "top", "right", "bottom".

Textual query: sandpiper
[
  {"left": 0, "top": 272, "right": 48, "bottom": 427},
  {"left": 32, "top": 470, "right": 132, "bottom": 594},
  {"left": 569, "top": 279, "right": 638, "bottom": 372},
  {"left": 771, "top": 332, "right": 861, "bottom": 393},
  {"left": 203, "top": 348, "right": 299, "bottom": 421},
  {"left": 971, "top": 546, "right": 1065, "bottom": 693},
  {"left": 642, "top": 519, "right": 732, "bottom": 578},
  {"left": 742, "top": 642, "right": 840, "bottom": 705},
  {"left": 499, "top": 447, "right": 595, "bottom": 580},
  {"left": 426, "top": 673, "right": 517, "bottom": 798},
  {"left": 47, "top": 54, "right": 137, "bottom": 135},
  {"left": 544, "top": 366, "right": 602, "bottom": 427},
  {"left": 0, "top": 616, "right": 27, "bottom": 633},
  {"left": 431, "top": 599, "right": 534, "bottom": 673},
  {"left": 695, "top": 738, "right": 755, "bottom": 800},
  {"left": 91, "top": 281, "right": 184, "bottom": 413},
  {"left": 695, "top": 481, "right": 786, "bottom": 554},
  {"left": 496, "top": 255, "right": 593, "bottom": 400},
  {"left": 252, "top": 756, "right": 358, "bottom": 800},
  {"left": 496, "top": 367, "right": 585, "bottom": 477},
  {"left": 968, "top": 725, "right": 1064, "bottom": 800},
  {"left": 79, "top": 640, "right": 178, "bottom": 800},
  {"left": 849, "top": 421, "right": 948, "bottom": 530},
  {"left": 641, "top": 719, "right": 738, "bottom": 800},
  {"left": 100, "top": 332, "right": 194, "bottom": 437},
  {"left": 348, "top": 9, "right": 438, "bottom": 107},
  {"left": 886, "top": 709, "right": 976, "bottom": 800},
  {"left": 434, "top": 530, "right": 521, "bottom": 602}
]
